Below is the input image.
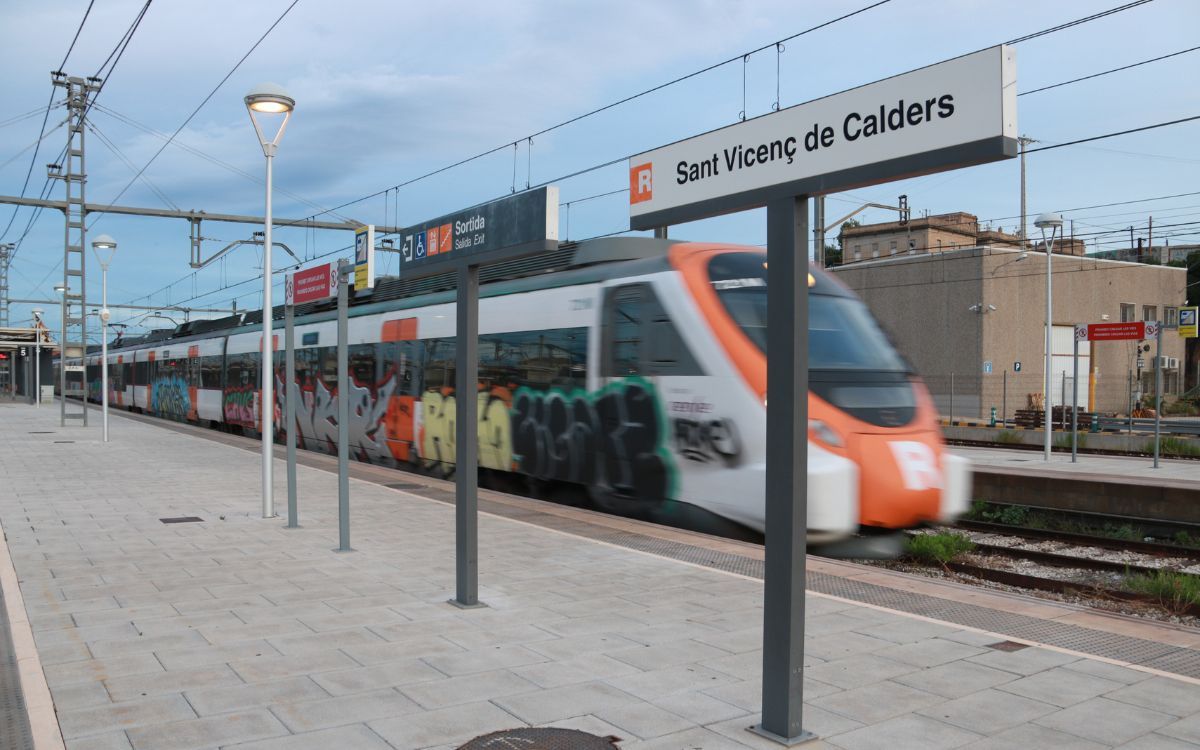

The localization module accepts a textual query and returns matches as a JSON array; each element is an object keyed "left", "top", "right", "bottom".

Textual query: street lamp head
[
  {"left": 245, "top": 82, "right": 295, "bottom": 153},
  {"left": 245, "top": 82, "right": 295, "bottom": 114},
  {"left": 1034, "top": 212, "right": 1063, "bottom": 230},
  {"left": 31, "top": 308, "right": 43, "bottom": 319},
  {"left": 91, "top": 233, "right": 118, "bottom": 268},
  {"left": 53, "top": 284, "right": 66, "bottom": 294}
]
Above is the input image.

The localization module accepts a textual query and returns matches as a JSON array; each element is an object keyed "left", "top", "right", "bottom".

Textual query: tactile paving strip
[{"left": 0, "top": 587, "right": 35, "bottom": 750}]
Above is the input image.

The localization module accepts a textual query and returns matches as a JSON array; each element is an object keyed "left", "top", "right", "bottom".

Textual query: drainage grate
[
  {"left": 159, "top": 516, "right": 204, "bottom": 524},
  {"left": 0, "top": 586, "right": 35, "bottom": 750},
  {"left": 987, "top": 641, "right": 1030, "bottom": 652},
  {"left": 53, "top": 440, "right": 74, "bottom": 444},
  {"left": 459, "top": 728, "right": 620, "bottom": 749},
  {"left": 27, "top": 431, "right": 53, "bottom": 434}
]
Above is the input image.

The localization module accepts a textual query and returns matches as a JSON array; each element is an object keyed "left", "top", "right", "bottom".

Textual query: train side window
[
  {"left": 603, "top": 284, "right": 701, "bottom": 377},
  {"left": 200, "top": 355, "right": 222, "bottom": 388},
  {"left": 604, "top": 285, "right": 643, "bottom": 376},
  {"left": 134, "top": 359, "right": 148, "bottom": 385}
]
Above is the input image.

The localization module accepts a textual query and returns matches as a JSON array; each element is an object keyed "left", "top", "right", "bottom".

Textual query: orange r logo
[{"left": 630, "top": 163, "right": 653, "bottom": 204}]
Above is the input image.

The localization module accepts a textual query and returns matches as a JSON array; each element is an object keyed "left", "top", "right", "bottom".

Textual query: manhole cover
[
  {"left": 987, "top": 640, "right": 1030, "bottom": 652},
  {"left": 458, "top": 728, "right": 620, "bottom": 749},
  {"left": 160, "top": 516, "right": 204, "bottom": 524}
]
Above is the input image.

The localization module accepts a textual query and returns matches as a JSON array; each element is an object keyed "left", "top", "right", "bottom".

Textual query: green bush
[
  {"left": 1054, "top": 433, "right": 1086, "bottom": 450},
  {"left": 906, "top": 533, "right": 975, "bottom": 565},
  {"left": 965, "top": 501, "right": 1029, "bottom": 526},
  {"left": 995, "top": 430, "right": 1024, "bottom": 445},
  {"left": 1125, "top": 569, "right": 1200, "bottom": 613},
  {"left": 1163, "top": 399, "right": 1200, "bottom": 416}
]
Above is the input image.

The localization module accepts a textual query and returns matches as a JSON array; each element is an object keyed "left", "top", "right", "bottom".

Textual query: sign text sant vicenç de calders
[{"left": 629, "top": 46, "right": 1016, "bottom": 228}]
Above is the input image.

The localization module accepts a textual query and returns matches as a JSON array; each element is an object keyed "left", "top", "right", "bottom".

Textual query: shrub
[
  {"left": 995, "top": 430, "right": 1024, "bottom": 445},
  {"left": 1125, "top": 569, "right": 1200, "bottom": 614},
  {"left": 1054, "top": 433, "right": 1086, "bottom": 450},
  {"left": 906, "top": 532, "right": 975, "bottom": 565},
  {"left": 1153, "top": 438, "right": 1200, "bottom": 457}
]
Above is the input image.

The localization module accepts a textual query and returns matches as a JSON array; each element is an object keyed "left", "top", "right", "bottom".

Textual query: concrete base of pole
[
  {"left": 447, "top": 599, "right": 488, "bottom": 610},
  {"left": 748, "top": 725, "right": 819, "bottom": 746}
]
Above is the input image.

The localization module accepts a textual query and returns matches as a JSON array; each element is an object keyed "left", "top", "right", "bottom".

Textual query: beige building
[
  {"left": 837, "top": 211, "right": 1089, "bottom": 264},
  {"left": 830, "top": 246, "right": 1187, "bottom": 418}
]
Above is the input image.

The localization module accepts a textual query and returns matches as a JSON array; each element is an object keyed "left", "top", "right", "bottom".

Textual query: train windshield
[{"left": 707, "top": 252, "right": 908, "bottom": 372}]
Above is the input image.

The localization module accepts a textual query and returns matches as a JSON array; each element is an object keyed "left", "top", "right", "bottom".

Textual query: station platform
[
  {"left": 952, "top": 445, "right": 1200, "bottom": 525},
  {"left": 1, "top": 402, "right": 1199, "bottom": 750}
]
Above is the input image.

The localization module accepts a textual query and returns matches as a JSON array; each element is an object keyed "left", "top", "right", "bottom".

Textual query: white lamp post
[
  {"left": 31, "top": 308, "right": 44, "bottom": 407},
  {"left": 1034, "top": 212, "right": 1063, "bottom": 461},
  {"left": 92, "top": 234, "right": 117, "bottom": 442},
  {"left": 245, "top": 82, "right": 294, "bottom": 519}
]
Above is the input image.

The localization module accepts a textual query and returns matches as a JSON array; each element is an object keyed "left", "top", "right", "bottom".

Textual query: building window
[
  {"left": 889, "top": 240, "right": 897, "bottom": 255},
  {"left": 1143, "top": 305, "right": 1157, "bottom": 322},
  {"left": 1166, "top": 306, "right": 1178, "bottom": 328},
  {"left": 853, "top": 244, "right": 861, "bottom": 261},
  {"left": 1120, "top": 303, "right": 1135, "bottom": 322},
  {"left": 871, "top": 242, "right": 879, "bottom": 258}
]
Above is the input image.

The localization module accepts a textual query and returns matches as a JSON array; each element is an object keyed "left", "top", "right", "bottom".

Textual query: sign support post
[
  {"left": 1072, "top": 334, "right": 1079, "bottom": 463},
  {"left": 756, "top": 195, "right": 813, "bottom": 745},
  {"left": 284, "top": 299, "right": 299, "bottom": 528},
  {"left": 1154, "top": 321, "right": 1162, "bottom": 469},
  {"left": 335, "top": 259, "right": 353, "bottom": 551},
  {"left": 452, "top": 263, "right": 482, "bottom": 608}
]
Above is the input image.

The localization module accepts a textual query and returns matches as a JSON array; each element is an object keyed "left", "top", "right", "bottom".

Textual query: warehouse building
[{"left": 830, "top": 244, "right": 1187, "bottom": 419}]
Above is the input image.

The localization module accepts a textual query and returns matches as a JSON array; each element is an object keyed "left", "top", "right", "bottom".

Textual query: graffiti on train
[
  {"left": 223, "top": 385, "right": 257, "bottom": 425},
  {"left": 672, "top": 417, "right": 741, "bottom": 465},
  {"left": 276, "top": 370, "right": 396, "bottom": 458},
  {"left": 417, "top": 387, "right": 514, "bottom": 474},
  {"left": 512, "top": 379, "right": 676, "bottom": 501},
  {"left": 151, "top": 376, "right": 192, "bottom": 419}
]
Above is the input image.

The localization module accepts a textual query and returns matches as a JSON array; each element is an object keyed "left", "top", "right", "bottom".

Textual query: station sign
[
  {"left": 354, "top": 225, "right": 376, "bottom": 291},
  {"left": 396, "top": 187, "right": 559, "bottom": 277},
  {"left": 1074, "top": 321, "right": 1160, "bottom": 341},
  {"left": 285, "top": 262, "right": 337, "bottom": 306},
  {"left": 1180, "top": 307, "right": 1198, "bottom": 338},
  {"left": 628, "top": 46, "right": 1016, "bottom": 229}
]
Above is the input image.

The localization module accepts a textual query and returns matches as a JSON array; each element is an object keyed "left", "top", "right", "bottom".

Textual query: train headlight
[{"left": 809, "top": 419, "right": 844, "bottom": 447}]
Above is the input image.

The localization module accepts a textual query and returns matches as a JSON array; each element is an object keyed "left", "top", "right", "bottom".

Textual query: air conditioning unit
[{"left": 1169, "top": 357, "right": 1179, "bottom": 370}]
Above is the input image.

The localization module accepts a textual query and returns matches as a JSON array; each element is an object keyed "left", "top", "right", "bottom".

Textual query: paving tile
[
  {"left": 805, "top": 632, "right": 894, "bottom": 661},
  {"left": 45, "top": 653, "right": 165, "bottom": 687},
  {"left": 607, "top": 640, "right": 731, "bottom": 671},
  {"left": 400, "top": 668, "right": 538, "bottom": 709},
  {"left": 104, "top": 664, "right": 243, "bottom": 702},
  {"left": 1116, "top": 733, "right": 1200, "bottom": 749},
  {"left": 892, "top": 659, "right": 1019, "bottom": 699},
  {"left": 1158, "top": 713, "right": 1200, "bottom": 745},
  {"left": 825, "top": 713, "right": 982, "bottom": 750},
  {"left": 268, "top": 688, "right": 421, "bottom": 732},
  {"left": 227, "top": 650, "right": 358, "bottom": 683},
  {"left": 1106, "top": 676, "right": 1200, "bottom": 717},
  {"left": 493, "top": 681, "right": 641, "bottom": 724},
  {"left": 593, "top": 702, "right": 693, "bottom": 740},
  {"left": 648, "top": 690, "right": 749, "bottom": 726},
  {"left": 311, "top": 658, "right": 446, "bottom": 695},
  {"left": 852, "top": 617, "right": 959, "bottom": 645},
  {"left": 65, "top": 731, "right": 134, "bottom": 750},
  {"left": 874, "top": 638, "right": 988, "bottom": 668},
  {"left": 812, "top": 679, "right": 944, "bottom": 724},
  {"left": 966, "top": 646, "right": 1080, "bottom": 676},
  {"left": 959, "top": 722, "right": 1110, "bottom": 749},
  {"left": 1061, "top": 659, "right": 1154, "bottom": 685},
  {"left": 88, "top": 630, "right": 212, "bottom": 658},
  {"left": 51, "top": 680, "right": 114, "bottom": 712},
  {"left": 155, "top": 640, "right": 280, "bottom": 671},
  {"left": 221, "top": 723, "right": 394, "bottom": 750},
  {"left": 421, "top": 644, "right": 547, "bottom": 676},
  {"left": 608, "top": 726, "right": 755, "bottom": 750},
  {"left": 368, "top": 700, "right": 525, "bottom": 749},
  {"left": 918, "top": 687, "right": 1060, "bottom": 734},
  {"left": 997, "top": 666, "right": 1127, "bottom": 707},
  {"left": 804, "top": 654, "right": 917, "bottom": 690},
  {"left": 510, "top": 653, "right": 640, "bottom": 689},
  {"left": 266, "top": 627, "right": 384, "bottom": 656},
  {"left": 125, "top": 709, "right": 288, "bottom": 750},
  {"left": 606, "top": 663, "right": 739, "bottom": 701},
  {"left": 185, "top": 676, "right": 329, "bottom": 716},
  {"left": 1035, "top": 697, "right": 1177, "bottom": 746},
  {"left": 58, "top": 694, "right": 196, "bottom": 739},
  {"left": 524, "top": 632, "right": 643, "bottom": 661}
]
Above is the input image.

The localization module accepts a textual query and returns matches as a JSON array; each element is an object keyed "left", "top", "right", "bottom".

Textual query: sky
[{"left": 1, "top": 0, "right": 1197, "bottom": 340}]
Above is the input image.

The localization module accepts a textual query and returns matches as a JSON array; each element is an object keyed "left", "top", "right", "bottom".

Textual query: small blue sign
[
  {"left": 983, "top": 361, "right": 992, "bottom": 374},
  {"left": 1013, "top": 361, "right": 1022, "bottom": 373},
  {"left": 414, "top": 232, "right": 427, "bottom": 259}
]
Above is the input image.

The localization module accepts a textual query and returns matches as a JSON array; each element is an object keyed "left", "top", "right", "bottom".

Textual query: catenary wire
[{"left": 1019, "top": 45, "right": 1200, "bottom": 96}]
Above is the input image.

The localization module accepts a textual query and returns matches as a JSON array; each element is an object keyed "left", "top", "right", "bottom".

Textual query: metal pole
[
  {"left": 101, "top": 265, "right": 108, "bottom": 442},
  {"left": 950, "top": 373, "right": 954, "bottom": 425},
  {"left": 1154, "top": 323, "right": 1162, "bottom": 468},
  {"left": 1072, "top": 337, "right": 1079, "bottom": 462},
  {"left": 336, "top": 260, "right": 352, "bottom": 551},
  {"left": 1002, "top": 369, "right": 1007, "bottom": 427},
  {"left": 1061, "top": 371, "right": 1067, "bottom": 431},
  {"left": 261, "top": 149, "right": 275, "bottom": 519},
  {"left": 1127, "top": 369, "right": 1133, "bottom": 434},
  {"left": 814, "top": 195, "right": 825, "bottom": 267},
  {"left": 1044, "top": 229, "right": 1054, "bottom": 460},
  {"left": 453, "top": 263, "right": 482, "bottom": 608},
  {"left": 285, "top": 301, "right": 298, "bottom": 528},
  {"left": 34, "top": 320, "right": 40, "bottom": 407},
  {"left": 755, "top": 195, "right": 814, "bottom": 745}
]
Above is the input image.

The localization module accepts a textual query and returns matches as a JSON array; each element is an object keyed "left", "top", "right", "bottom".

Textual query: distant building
[
  {"left": 1090, "top": 242, "right": 1200, "bottom": 265},
  {"left": 836, "top": 211, "right": 1091, "bottom": 264},
  {"left": 830, "top": 246, "right": 1187, "bottom": 417}
]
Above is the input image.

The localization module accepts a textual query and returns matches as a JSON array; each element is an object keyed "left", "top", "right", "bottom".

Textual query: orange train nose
[{"left": 847, "top": 431, "right": 944, "bottom": 528}]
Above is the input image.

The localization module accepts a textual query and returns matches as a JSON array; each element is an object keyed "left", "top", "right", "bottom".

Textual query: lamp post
[
  {"left": 31, "top": 308, "right": 44, "bottom": 406},
  {"left": 92, "top": 234, "right": 117, "bottom": 442},
  {"left": 1034, "top": 212, "right": 1063, "bottom": 461},
  {"left": 245, "top": 82, "right": 295, "bottom": 519},
  {"left": 53, "top": 284, "right": 65, "bottom": 415}
]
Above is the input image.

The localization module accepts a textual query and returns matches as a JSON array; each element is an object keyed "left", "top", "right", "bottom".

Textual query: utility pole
[
  {"left": 1018, "top": 135, "right": 1035, "bottom": 253},
  {"left": 0, "top": 243, "right": 10, "bottom": 395},
  {"left": 1148, "top": 215, "right": 1153, "bottom": 262},
  {"left": 814, "top": 196, "right": 825, "bottom": 267},
  {"left": 49, "top": 71, "right": 100, "bottom": 427}
]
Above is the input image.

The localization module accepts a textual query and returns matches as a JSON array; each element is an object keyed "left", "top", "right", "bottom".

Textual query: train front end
[{"left": 672, "top": 243, "right": 970, "bottom": 555}]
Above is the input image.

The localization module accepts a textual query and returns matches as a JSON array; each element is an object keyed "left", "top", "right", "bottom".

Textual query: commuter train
[{"left": 69, "top": 238, "right": 968, "bottom": 554}]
